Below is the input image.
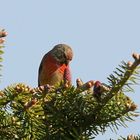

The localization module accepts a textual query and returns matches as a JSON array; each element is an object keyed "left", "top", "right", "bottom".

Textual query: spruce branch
[
  {"left": 105, "top": 53, "right": 140, "bottom": 102},
  {"left": 0, "top": 52, "right": 140, "bottom": 139}
]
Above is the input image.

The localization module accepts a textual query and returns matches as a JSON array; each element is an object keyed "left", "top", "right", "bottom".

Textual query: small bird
[{"left": 38, "top": 44, "right": 73, "bottom": 86}]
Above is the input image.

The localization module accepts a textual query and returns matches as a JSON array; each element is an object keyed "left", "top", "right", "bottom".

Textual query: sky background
[{"left": 0, "top": 0, "right": 140, "bottom": 139}]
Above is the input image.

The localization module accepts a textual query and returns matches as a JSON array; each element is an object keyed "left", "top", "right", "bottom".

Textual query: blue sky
[{"left": 1, "top": 0, "right": 140, "bottom": 139}]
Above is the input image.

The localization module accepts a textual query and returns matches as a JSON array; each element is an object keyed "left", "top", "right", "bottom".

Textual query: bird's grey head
[{"left": 51, "top": 44, "right": 73, "bottom": 65}]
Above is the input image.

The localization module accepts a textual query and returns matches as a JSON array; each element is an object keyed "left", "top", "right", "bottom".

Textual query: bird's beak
[{"left": 65, "top": 60, "right": 70, "bottom": 66}]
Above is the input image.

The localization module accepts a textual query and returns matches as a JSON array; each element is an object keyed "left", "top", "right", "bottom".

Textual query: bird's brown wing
[{"left": 38, "top": 53, "right": 49, "bottom": 86}]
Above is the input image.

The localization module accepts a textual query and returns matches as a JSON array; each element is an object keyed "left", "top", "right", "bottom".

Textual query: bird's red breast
[
  {"left": 38, "top": 53, "right": 69, "bottom": 86},
  {"left": 44, "top": 53, "right": 67, "bottom": 76}
]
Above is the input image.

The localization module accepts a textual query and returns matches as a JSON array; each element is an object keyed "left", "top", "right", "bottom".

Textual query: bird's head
[{"left": 51, "top": 44, "right": 73, "bottom": 65}]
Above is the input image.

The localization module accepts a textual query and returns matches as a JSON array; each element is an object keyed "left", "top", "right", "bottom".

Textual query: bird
[{"left": 38, "top": 44, "right": 73, "bottom": 87}]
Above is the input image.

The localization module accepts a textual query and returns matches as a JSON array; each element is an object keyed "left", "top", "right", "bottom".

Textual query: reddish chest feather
[
  {"left": 39, "top": 53, "right": 72, "bottom": 86},
  {"left": 64, "top": 65, "right": 71, "bottom": 82},
  {"left": 43, "top": 54, "right": 67, "bottom": 77}
]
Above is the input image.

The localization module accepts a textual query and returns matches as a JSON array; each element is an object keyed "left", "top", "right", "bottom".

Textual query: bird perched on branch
[{"left": 38, "top": 44, "right": 73, "bottom": 87}]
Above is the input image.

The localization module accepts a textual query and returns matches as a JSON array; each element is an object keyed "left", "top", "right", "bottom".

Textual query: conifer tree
[{"left": 0, "top": 29, "right": 140, "bottom": 140}]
